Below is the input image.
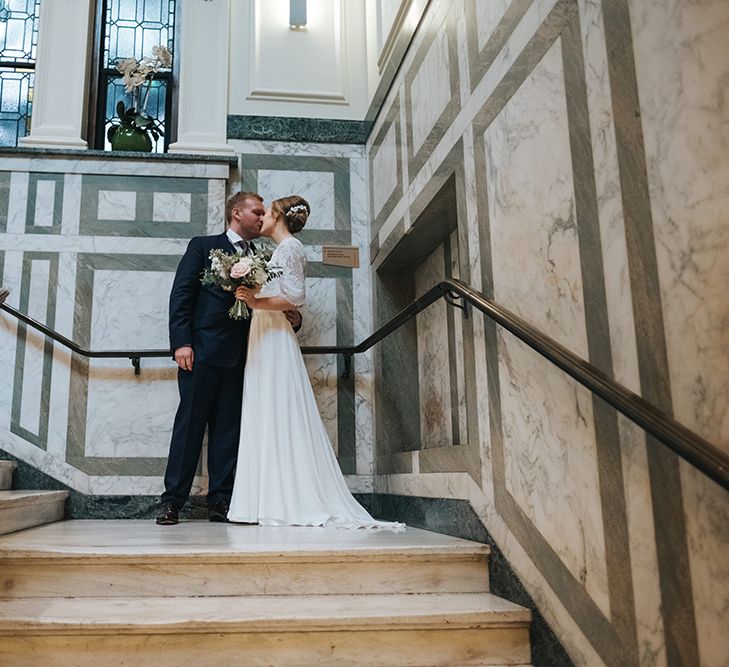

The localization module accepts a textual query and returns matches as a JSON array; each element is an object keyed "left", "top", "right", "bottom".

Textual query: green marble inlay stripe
[
  {"left": 228, "top": 115, "right": 371, "bottom": 144},
  {"left": 10, "top": 252, "right": 59, "bottom": 450},
  {"left": 67, "top": 253, "right": 180, "bottom": 476},
  {"left": 25, "top": 173, "right": 65, "bottom": 236},
  {"left": 443, "top": 235, "right": 460, "bottom": 447},
  {"left": 336, "top": 276, "right": 355, "bottom": 474},
  {"left": 0, "top": 171, "right": 10, "bottom": 233},
  {"left": 80, "top": 174, "right": 208, "bottom": 238},
  {"left": 465, "top": 0, "right": 534, "bottom": 93}
]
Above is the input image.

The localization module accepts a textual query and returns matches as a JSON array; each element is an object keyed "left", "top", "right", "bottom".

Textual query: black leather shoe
[
  {"left": 155, "top": 501, "right": 179, "bottom": 525},
  {"left": 208, "top": 500, "right": 230, "bottom": 523}
]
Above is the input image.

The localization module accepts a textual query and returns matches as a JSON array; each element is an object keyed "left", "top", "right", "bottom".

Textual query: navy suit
[{"left": 162, "top": 232, "right": 251, "bottom": 509}]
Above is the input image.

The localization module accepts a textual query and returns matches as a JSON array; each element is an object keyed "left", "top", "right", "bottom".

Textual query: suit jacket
[{"left": 169, "top": 233, "right": 251, "bottom": 368}]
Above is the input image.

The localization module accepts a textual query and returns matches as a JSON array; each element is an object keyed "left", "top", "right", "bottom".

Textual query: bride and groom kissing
[{"left": 156, "top": 191, "right": 400, "bottom": 530}]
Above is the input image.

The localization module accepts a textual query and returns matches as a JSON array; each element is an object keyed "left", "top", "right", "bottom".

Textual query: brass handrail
[{"left": 1, "top": 280, "right": 727, "bottom": 491}]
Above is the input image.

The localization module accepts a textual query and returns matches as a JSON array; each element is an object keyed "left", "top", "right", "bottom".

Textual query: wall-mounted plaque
[{"left": 322, "top": 246, "right": 360, "bottom": 269}]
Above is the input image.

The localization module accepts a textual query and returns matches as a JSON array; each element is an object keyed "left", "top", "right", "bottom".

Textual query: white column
[
  {"left": 168, "top": 0, "right": 235, "bottom": 155},
  {"left": 19, "top": 0, "right": 93, "bottom": 149}
]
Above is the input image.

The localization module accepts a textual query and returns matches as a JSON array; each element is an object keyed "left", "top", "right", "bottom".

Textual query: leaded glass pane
[
  {"left": 99, "top": 0, "right": 176, "bottom": 153},
  {"left": 0, "top": 0, "right": 40, "bottom": 146},
  {"left": 103, "top": 0, "right": 175, "bottom": 66}
]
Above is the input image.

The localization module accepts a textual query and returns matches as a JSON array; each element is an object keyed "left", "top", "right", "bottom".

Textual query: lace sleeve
[{"left": 277, "top": 239, "right": 307, "bottom": 307}]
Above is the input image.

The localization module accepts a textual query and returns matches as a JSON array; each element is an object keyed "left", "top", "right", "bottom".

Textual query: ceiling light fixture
[{"left": 289, "top": 0, "right": 307, "bottom": 30}]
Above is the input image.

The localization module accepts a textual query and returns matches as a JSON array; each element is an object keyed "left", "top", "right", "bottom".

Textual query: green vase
[{"left": 110, "top": 125, "right": 153, "bottom": 152}]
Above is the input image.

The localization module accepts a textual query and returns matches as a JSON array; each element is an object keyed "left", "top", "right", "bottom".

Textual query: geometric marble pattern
[
  {"left": 0, "top": 147, "right": 372, "bottom": 497},
  {"left": 368, "top": 0, "right": 729, "bottom": 665}
]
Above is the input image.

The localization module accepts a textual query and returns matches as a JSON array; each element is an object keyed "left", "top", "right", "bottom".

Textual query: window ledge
[{"left": 0, "top": 147, "right": 238, "bottom": 166}]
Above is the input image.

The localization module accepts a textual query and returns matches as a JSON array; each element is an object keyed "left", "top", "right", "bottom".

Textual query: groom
[{"left": 156, "top": 191, "right": 301, "bottom": 525}]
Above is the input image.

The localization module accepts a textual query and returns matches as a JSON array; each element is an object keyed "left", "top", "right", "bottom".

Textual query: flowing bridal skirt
[{"left": 228, "top": 310, "right": 402, "bottom": 530}]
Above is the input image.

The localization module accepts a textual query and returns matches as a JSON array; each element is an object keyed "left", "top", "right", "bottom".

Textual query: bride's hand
[{"left": 235, "top": 285, "right": 260, "bottom": 304}]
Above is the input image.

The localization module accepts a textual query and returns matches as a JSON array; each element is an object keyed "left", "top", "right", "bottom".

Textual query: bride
[{"left": 228, "top": 195, "right": 402, "bottom": 530}]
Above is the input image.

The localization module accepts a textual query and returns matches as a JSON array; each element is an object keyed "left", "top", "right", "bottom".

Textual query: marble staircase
[
  {"left": 0, "top": 461, "right": 68, "bottom": 537},
  {"left": 0, "top": 520, "right": 533, "bottom": 666}
]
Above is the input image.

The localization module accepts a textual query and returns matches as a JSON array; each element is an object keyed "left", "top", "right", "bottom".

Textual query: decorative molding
[
  {"left": 248, "top": 0, "right": 349, "bottom": 106},
  {"left": 377, "top": 0, "right": 417, "bottom": 74},
  {"left": 246, "top": 89, "right": 348, "bottom": 105}
]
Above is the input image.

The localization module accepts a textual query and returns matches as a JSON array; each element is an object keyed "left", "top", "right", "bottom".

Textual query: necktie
[{"left": 236, "top": 240, "right": 249, "bottom": 254}]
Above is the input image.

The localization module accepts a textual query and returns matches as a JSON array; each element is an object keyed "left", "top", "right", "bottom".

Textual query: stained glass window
[
  {"left": 0, "top": 0, "right": 40, "bottom": 147},
  {"left": 95, "top": 0, "right": 176, "bottom": 152}
]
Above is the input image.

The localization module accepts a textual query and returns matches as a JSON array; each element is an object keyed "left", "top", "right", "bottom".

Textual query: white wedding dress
[{"left": 228, "top": 237, "right": 402, "bottom": 530}]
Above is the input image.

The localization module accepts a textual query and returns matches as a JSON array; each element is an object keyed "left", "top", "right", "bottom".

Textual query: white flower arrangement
[
  {"left": 108, "top": 44, "right": 172, "bottom": 145},
  {"left": 200, "top": 247, "right": 281, "bottom": 319}
]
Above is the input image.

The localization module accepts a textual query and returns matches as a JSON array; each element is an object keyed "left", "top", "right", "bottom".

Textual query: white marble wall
[
  {"left": 1, "top": 145, "right": 373, "bottom": 494},
  {"left": 628, "top": 1, "right": 729, "bottom": 665},
  {"left": 369, "top": 0, "right": 729, "bottom": 665}
]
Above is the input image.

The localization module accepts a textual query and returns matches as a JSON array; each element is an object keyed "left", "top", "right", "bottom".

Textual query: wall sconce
[{"left": 289, "top": 0, "right": 307, "bottom": 30}]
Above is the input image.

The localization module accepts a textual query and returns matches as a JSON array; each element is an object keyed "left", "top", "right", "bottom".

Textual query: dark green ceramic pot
[{"left": 110, "top": 125, "right": 153, "bottom": 152}]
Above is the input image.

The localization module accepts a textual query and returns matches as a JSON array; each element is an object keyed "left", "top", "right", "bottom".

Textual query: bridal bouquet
[{"left": 200, "top": 248, "right": 280, "bottom": 319}]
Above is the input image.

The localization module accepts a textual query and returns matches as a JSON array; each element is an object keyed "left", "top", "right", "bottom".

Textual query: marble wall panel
[
  {"left": 26, "top": 174, "right": 64, "bottom": 234},
  {"left": 485, "top": 38, "right": 587, "bottom": 355},
  {"left": 97, "top": 190, "right": 136, "bottom": 221},
  {"left": 85, "top": 268, "right": 177, "bottom": 459},
  {"left": 257, "top": 169, "right": 336, "bottom": 229},
  {"left": 80, "top": 175, "right": 208, "bottom": 238},
  {"left": 152, "top": 192, "right": 192, "bottom": 223},
  {"left": 415, "top": 245, "right": 451, "bottom": 449},
  {"left": 299, "top": 277, "right": 339, "bottom": 452},
  {"left": 33, "top": 180, "right": 57, "bottom": 227},
  {"left": 372, "top": 122, "right": 399, "bottom": 218},
  {"left": 409, "top": 29, "right": 452, "bottom": 155},
  {"left": 14, "top": 257, "right": 54, "bottom": 444},
  {"left": 369, "top": 97, "right": 403, "bottom": 235}
]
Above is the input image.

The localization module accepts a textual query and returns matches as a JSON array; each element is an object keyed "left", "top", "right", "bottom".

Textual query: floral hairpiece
[{"left": 286, "top": 204, "right": 308, "bottom": 217}]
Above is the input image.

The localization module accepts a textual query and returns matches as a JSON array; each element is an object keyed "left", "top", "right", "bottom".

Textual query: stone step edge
[
  {"left": 0, "top": 594, "right": 531, "bottom": 635},
  {"left": 0, "top": 491, "right": 69, "bottom": 510},
  {"left": 0, "top": 548, "right": 489, "bottom": 564}
]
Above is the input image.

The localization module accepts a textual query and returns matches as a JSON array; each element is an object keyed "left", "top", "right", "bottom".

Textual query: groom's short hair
[{"left": 225, "top": 191, "right": 263, "bottom": 226}]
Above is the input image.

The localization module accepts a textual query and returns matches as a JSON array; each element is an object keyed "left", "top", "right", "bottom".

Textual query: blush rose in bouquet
[{"left": 200, "top": 247, "right": 281, "bottom": 319}]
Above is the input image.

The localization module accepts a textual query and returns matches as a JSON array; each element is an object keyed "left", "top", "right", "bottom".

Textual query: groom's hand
[
  {"left": 284, "top": 309, "right": 302, "bottom": 330},
  {"left": 174, "top": 345, "right": 194, "bottom": 371}
]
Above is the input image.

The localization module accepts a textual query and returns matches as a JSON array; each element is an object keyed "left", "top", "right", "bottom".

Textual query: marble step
[
  {"left": 0, "top": 520, "right": 490, "bottom": 598},
  {"left": 0, "top": 461, "right": 15, "bottom": 490},
  {"left": 0, "top": 490, "right": 68, "bottom": 537},
  {"left": 0, "top": 592, "right": 532, "bottom": 667}
]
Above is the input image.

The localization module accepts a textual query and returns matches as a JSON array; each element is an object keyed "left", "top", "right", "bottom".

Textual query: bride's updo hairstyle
[{"left": 272, "top": 195, "right": 310, "bottom": 234}]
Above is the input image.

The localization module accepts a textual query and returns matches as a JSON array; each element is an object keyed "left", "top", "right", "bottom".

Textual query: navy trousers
[{"left": 161, "top": 359, "right": 245, "bottom": 508}]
